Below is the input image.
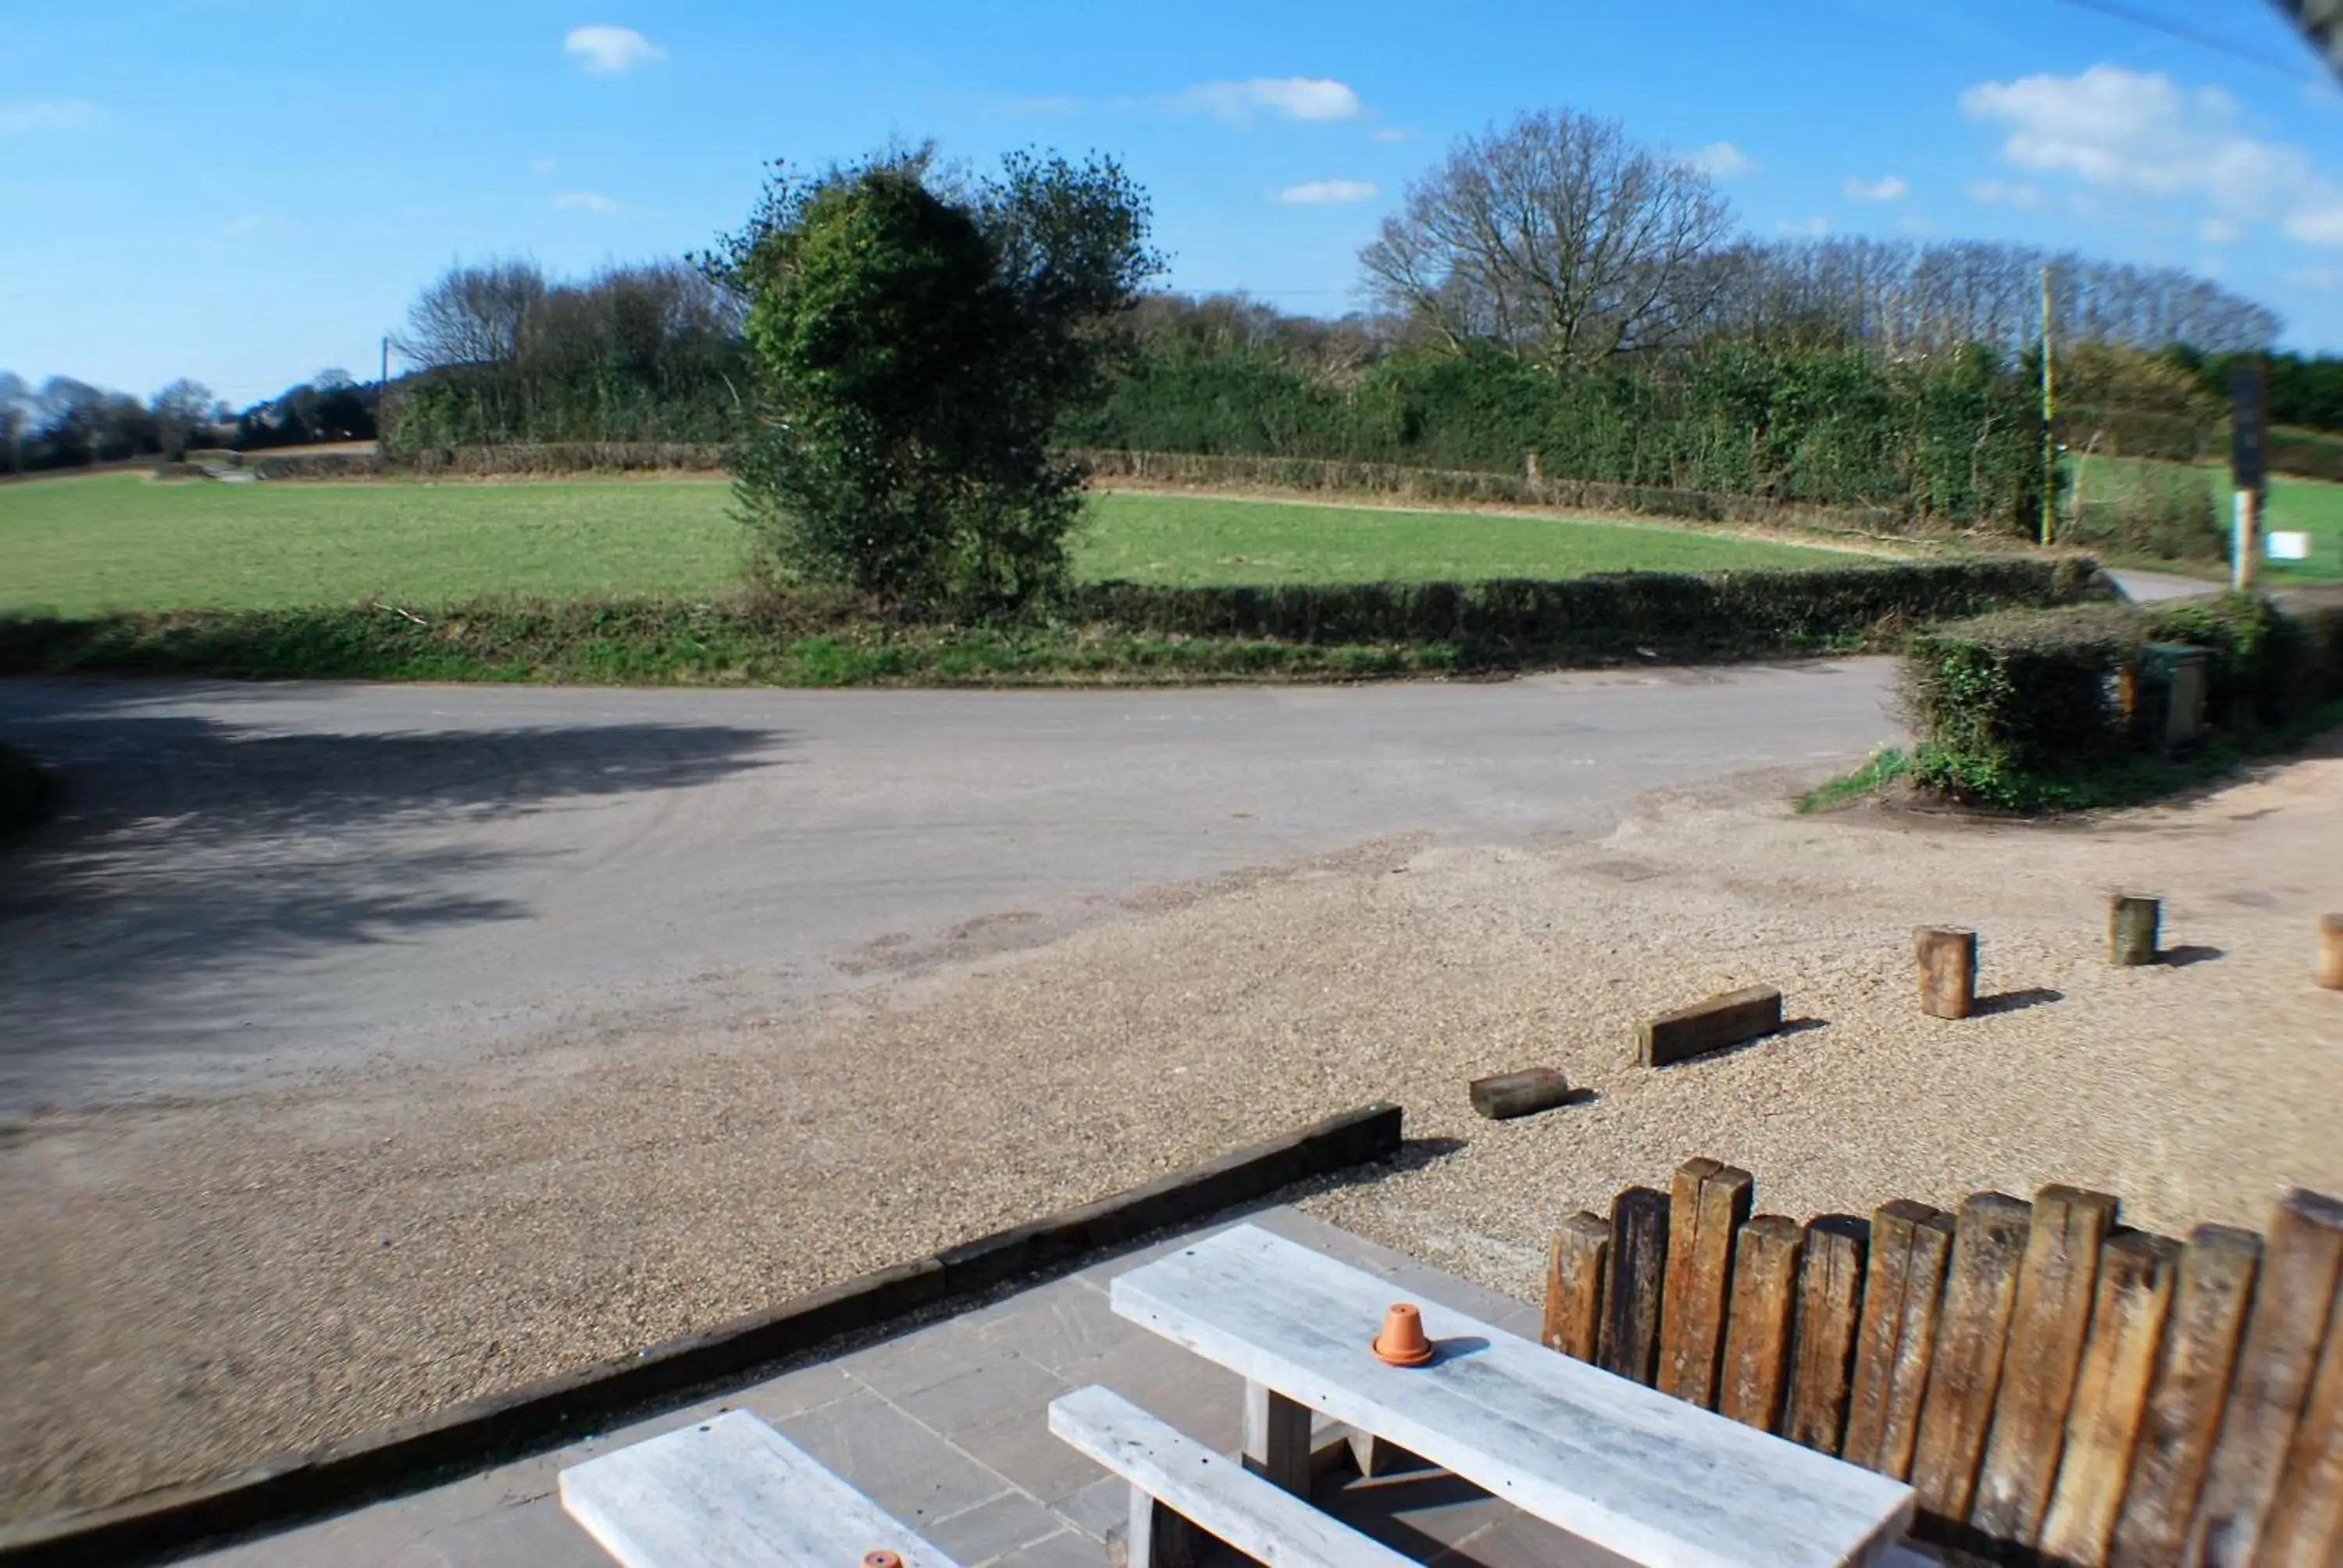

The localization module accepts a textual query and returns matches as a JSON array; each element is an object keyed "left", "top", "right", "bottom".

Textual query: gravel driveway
[{"left": 4, "top": 680, "right": 2340, "bottom": 1527}]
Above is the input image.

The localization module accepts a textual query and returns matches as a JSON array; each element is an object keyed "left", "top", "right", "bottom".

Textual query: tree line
[{"left": 0, "top": 370, "right": 377, "bottom": 473}]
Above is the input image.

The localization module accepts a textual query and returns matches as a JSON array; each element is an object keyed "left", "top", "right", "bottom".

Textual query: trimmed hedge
[
  {"left": 0, "top": 558, "right": 2109, "bottom": 686},
  {"left": 1072, "top": 558, "right": 2106, "bottom": 654},
  {"left": 1903, "top": 591, "right": 2343, "bottom": 808}
]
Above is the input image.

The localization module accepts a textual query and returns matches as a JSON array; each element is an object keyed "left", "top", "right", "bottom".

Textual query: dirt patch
[{"left": 5, "top": 744, "right": 2341, "bottom": 1524}]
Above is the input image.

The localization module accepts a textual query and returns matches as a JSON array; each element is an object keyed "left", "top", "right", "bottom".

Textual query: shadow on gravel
[
  {"left": 1975, "top": 986, "right": 2063, "bottom": 1016},
  {"left": 0, "top": 681, "right": 786, "bottom": 1107}
]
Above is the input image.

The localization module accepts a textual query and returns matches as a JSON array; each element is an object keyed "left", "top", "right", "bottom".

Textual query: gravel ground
[{"left": 6, "top": 742, "right": 2342, "bottom": 1525}]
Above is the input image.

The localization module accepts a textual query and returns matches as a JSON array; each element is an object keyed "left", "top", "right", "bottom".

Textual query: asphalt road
[{"left": 0, "top": 664, "right": 1897, "bottom": 1116}]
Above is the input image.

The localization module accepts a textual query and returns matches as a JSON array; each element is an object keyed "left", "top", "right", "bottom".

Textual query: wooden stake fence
[{"left": 1540, "top": 1160, "right": 2343, "bottom": 1565}]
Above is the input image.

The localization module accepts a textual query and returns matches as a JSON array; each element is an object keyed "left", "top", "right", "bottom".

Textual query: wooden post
[
  {"left": 1910, "top": 1192, "right": 2033, "bottom": 1531},
  {"left": 2109, "top": 894, "right": 2161, "bottom": 967},
  {"left": 1787, "top": 1216, "right": 1870, "bottom": 1454},
  {"left": 1541, "top": 1212, "right": 1610, "bottom": 1363},
  {"left": 2107, "top": 1224, "right": 2263, "bottom": 1568},
  {"left": 1126, "top": 1487, "right": 1203, "bottom": 1568},
  {"left": 1916, "top": 928, "right": 1978, "bottom": 1020},
  {"left": 1844, "top": 1199, "right": 1956, "bottom": 1480},
  {"left": 1242, "top": 1382, "right": 1312, "bottom": 1498},
  {"left": 1599, "top": 1186, "right": 1670, "bottom": 1386},
  {"left": 1972, "top": 1185, "right": 2121, "bottom": 1548},
  {"left": 2319, "top": 914, "right": 2343, "bottom": 991},
  {"left": 2259, "top": 1281, "right": 2343, "bottom": 1565},
  {"left": 1718, "top": 1215, "right": 1804, "bottom": 1432},
  {"left": 2184, "top": 1188, "right": 2343, "bottom": 1566},
  {"left": 1657, "top": 1159, "right": 1755, "bottom": 1409},
  {"left": 2037, "top": 1231, "right": 2182, "bottom": 1568}
]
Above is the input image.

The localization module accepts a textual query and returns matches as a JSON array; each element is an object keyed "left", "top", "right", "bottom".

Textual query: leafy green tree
[{"left": 714, "top": 145, "right": 1161, "bottom": 615}]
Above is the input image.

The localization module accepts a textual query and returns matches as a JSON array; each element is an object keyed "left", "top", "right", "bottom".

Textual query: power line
[{"left": 2040, "top": 0, "right": 2319, "bottom": 80}]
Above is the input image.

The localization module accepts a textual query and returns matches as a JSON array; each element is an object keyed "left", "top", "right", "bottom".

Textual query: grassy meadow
[{"left": 0, "top": 474, "right": 1852, "bottom": 616}]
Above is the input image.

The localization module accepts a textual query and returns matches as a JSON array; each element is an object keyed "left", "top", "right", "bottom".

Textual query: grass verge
[
  {"left": 1796, "top": 748, "right": 1913, "bottom": 813},
  {"left": 1799, "top": 707, "right": 2343, "bottom": 816}
]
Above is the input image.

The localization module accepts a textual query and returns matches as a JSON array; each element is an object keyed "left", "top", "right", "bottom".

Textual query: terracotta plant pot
[
  {"left": 865, "top": 1553, "right": 904, "bottom": 1568},
  {"left": 1371, "top": 1303, "right": 1435, "bottom": 1367}
]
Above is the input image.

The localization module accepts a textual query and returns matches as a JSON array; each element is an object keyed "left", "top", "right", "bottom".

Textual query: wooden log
[
  {"left": 2320, "top": 913, "right": 2343, "bottom": 991},
  {"left": 1467, "top": 1067, "right": 1572, "bottom": 1121},
  {"left": 2183, "top": 1188, "right": 2343, "bottom": 1567},
  {"left": 2258, "top": 1276, "right": 2343, "bottom": 1566},
  {"left": 1844, "top": 1199, "right": 1956, "bottom": 1480},
  {"left": 2036, "top": 1230, "right": 2182, "bottom": 1568},
  {"left": 1971, "top": 1185, "right": 2122, "bottom": 1548},
  {"left": 1915, "top": 928, "right": 1978, "bottom": 1020},
  {"left": 1785, "top": 1216, "right": 1869, "bottom": 1454},
  {"left": 1657, "top": 1159, "right": 1756, "bottom": 1409},
  {"left": 2109, "top": 893, "right": 2161, "bottom": 967},
  {"left": 2106, "top": 1224, "right": 2262, "bottom": 1568},
  {"left": 1910, "top": 1192, "right": 2034, "bottom": 1531},
  {"left": 1718, "top": 1214, "right": 1803, "bottom": 1432},
  {"left": 1636, "top": 985, "right": 1784, "bottom": 1068},
  {"left": 1599, "top": 1186, "right": 1670, "bottom": 1385},
  {"left": 1540, "top": 1211, "right": 1610, "bottom": 1363}
]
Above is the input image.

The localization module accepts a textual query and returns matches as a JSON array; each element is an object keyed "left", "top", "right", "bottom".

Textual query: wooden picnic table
[{"left": 1110, "top": 1223, "right": 1919, "bottom": 1568}]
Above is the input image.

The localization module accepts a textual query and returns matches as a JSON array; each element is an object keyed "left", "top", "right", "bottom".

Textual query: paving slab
[{"left": 183, "top": 1208, "right": 1664, "bottom": 1566}]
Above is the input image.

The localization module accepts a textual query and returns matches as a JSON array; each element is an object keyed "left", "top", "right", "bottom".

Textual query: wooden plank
[
  {"left": 2184, "top": 1188, "right": 2343, "bottom": 1567},
  {"left": 1786, "top": 1215, "right": 1869, "bottom": 1455},
  {"left": 2258, "top": 1271, "right": 2343, "bottom": 1566},
  {"left": 1111, "top": 1223, "right": 1917, "bottom": 1568},
  {"left": 1843, "top": 1200, "right": 1956, "bottom": 1480},
  {"left": 1657, "top": 1159, "right": 1756, "bottom": 1409},
  {"left": 1243, "top": 1381, "right": 1312, "bottom": 1496},
  {"left": 557, "top": 1409, "right": 965, "bottom": 1568},
  {"left": 1909, "top": 1192, "right": 2033, "bottom": 1531},
  {"left": 1049, "top": 1386, "right": 1414, "bottom": 1568},
  {"left": 1638, "top": 985, "right": 1785, "bottom": 1067},
  {"left": 1126, "top": 1483, "right": 1204, "bottom": 1568},
  {"left": 1600, "top": 1185, "right": 1671, "bottom": 1386},
  {"left": 2106, "top": 1224, "right": 2262, "bottom": 1568},
  {"left": 1469, "top": 1067, "right": 1572, "bottom": 1120},
  {"left": 1542, "top": 1210, "right": 1610, "bottom": 1363},
  {"left": 2036, "top": 1230, "right": 2181, "bottom": 1568},
  {"left": 1717, "top": 1214, "right": 1804, "bottom": 1433},
  {"left": 1971, "top": 1185, "right": 2122, "bottom": 1548}
]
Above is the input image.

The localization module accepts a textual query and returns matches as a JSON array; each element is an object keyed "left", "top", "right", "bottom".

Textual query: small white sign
[{"left": 2267, "top": 530, "right": 2312, "bottom": 561}]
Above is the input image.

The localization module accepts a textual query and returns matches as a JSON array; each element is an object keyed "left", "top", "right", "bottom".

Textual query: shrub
[
  {"left": 2060, "top": 458, "right": 2224, "bottom": 561},
  {"left": 724, "top": 148, "right": 1160, "bottom": 616}
]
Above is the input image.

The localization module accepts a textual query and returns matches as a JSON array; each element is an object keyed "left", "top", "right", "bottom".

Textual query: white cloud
[
  {"left": 1370, "top": 127, "right": 1409, "bottom": 143},
  {"left": 565, "top": 25, "right": 662, "bottom": 76},
  {"left": 0, "top": 98, "right": 99, "bottom": 135},
  {"left": 1967, "top": 177, "right": 2044, "bottom": 210},
  {"left": 1959, "top": 62, "right": 2343, "bottom": 245},
  {"left": 1775, "top": 216, "right": 1830, "bottom": 237},
  {"left": 2290, "top": 265, "right": 2343, "bottom": 290},
  {"left": 1278, "top": 179, "right": 1378, "bottom": 205},
  {"left": 1843, "top": 174, "right": 1909, "bottom": 202},
  {"left": 1182, "top": 77, "right": 1361, "bottom": 122},
  {"left": 554, "top": 191, "right": 624, "bottom": 215},
  {"left": 530, "top": 155, "right": 558, "bottom": 174},
  {"left": 1688, "top": 141, "right": 1759, "bottom": 179}
]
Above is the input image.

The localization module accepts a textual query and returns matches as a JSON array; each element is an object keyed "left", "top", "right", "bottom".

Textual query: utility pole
[
  {"left": 379, "top": 335, "right": 391, "bottom": 441},
  {"left": 2039, "top": 265, "right": 2056, "bottom": 548}
]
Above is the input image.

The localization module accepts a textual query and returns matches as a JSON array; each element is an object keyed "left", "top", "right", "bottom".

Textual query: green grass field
[
  {"left": 0, "top": 475, "right": 1850, "bottom": 615},
  {"left": 2069, "top": 454, "right": 2343, "bottom": 582}
]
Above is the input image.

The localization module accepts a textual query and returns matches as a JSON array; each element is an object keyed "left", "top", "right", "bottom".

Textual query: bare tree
[
  {"left": 149, "top": 378, "right": 216, "bottom": 459},
  {"left": 0, "top": 371, "right": 28, "bottom": 472},
  {"left": 394, "top": 258, "right": 549, "bottom": 369},
  {"left": 1361, "top": 109, "right": 1737, "bottom": 365}
]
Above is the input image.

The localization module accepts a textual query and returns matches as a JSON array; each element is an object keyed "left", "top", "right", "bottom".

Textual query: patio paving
[{"left": 186, "top": 1206, "right": 1639, "bottom": 1566}]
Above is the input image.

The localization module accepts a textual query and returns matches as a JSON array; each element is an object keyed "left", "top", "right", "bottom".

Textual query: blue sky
[{"left": 6, "top": 0, "right": 2343, "bottom": 405}]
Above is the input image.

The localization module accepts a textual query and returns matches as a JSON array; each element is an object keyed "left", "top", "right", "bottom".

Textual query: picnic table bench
[
  {"left": 559, "top": 1409, "right": 964, "bottom": 1568},
  {"left": 1106, "top": 1223, "right": 1920, "bottom": 1568}
]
